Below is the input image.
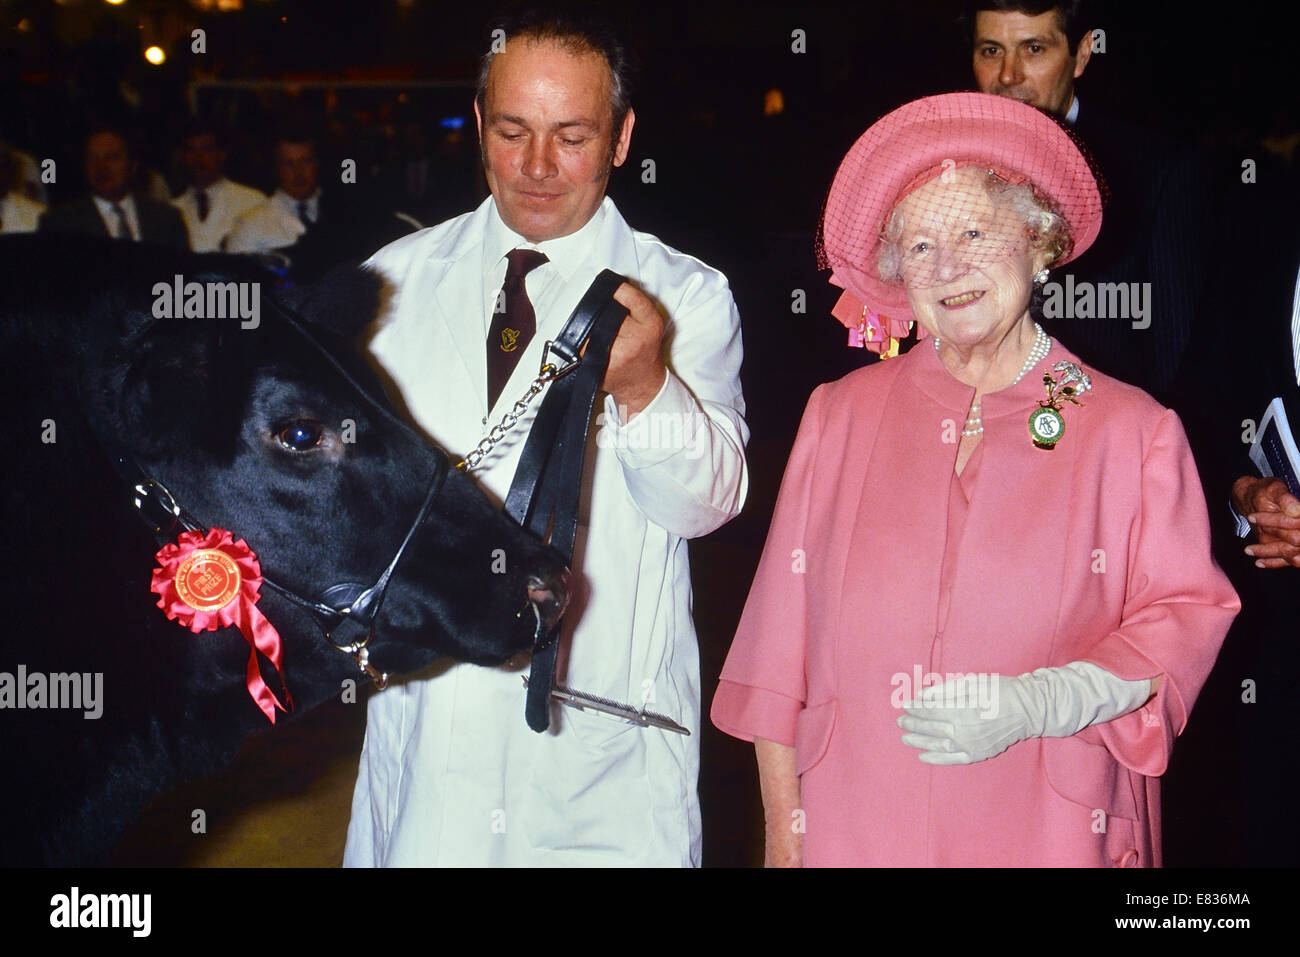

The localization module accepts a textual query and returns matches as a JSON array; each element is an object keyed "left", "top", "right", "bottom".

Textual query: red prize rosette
[{"left": 151, "top": 528, "right": 293, "bottom": 724}]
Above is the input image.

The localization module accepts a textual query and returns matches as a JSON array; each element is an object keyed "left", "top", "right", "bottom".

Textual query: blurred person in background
[
  {"left": 172, "top": 120, "right": 265, "bottom": 253},
  {"left": 39, "top": 126, "right": 188, "bottom": 249},
  {"left": 0, "top": 143, "right": 45, "bottom": 233}
]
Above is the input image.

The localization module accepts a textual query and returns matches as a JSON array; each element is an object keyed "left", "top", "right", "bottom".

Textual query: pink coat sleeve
[
  {"left": 1072, "top": 408, "right": 1239, "bottom": 775},
  {"left": 710, "top": 386, "right": 826, "bottom": 746}
]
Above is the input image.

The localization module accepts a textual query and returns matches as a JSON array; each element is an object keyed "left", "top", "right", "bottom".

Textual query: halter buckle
[
  {"left": 131, "top": 479, "right": 182, "bottom": 535},
  {"left": 539, "top": 340, "right": 580, "bottom": 380}
]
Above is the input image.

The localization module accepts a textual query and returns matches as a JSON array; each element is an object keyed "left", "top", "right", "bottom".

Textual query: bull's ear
[
  {"left": 276, "top": 260, "right": 386, "bottom": 341},
  {"left": 115, "top": 308, "right": 245, "bottom": 458}
]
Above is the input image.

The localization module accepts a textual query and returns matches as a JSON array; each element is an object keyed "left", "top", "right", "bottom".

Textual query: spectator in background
[
  {"left": 225, "top": 129, "right": 324, "bottom": 255},
  {"left": 3, "top": 142, "right": 47, "bottom": 205},
  {"left": 0, "top": 143, "right": 45, "bottom": 233},
  {"left": 227, "top": 125, "right": 413, "bottom": 280},
  {"left": 1174, "top": 133, "right": 1300, "bottom": 865},
  {"left": 965, "top": 0, "right": 1209, "bottom": 401},
  {"left": 373, "top": 115, "right": 481, "bottom": 229},
  {"left": 39, "top": 126, "right": 188, "bottom": 249},
  {"left": 172, "top": 121, "right": 265, "bottom": 253}
]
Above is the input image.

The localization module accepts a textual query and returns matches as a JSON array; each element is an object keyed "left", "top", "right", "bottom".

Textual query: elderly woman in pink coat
[{"left": 711, "top": 93, "right": 1239, "bottom": 867}]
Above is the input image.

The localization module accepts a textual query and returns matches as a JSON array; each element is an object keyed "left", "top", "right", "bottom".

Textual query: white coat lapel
[
  {"left": 430, "top": 209, "right": 492, "bottom": 417},
  {"left": 365, "top": 205, "right": 493, "bottom": 455}
]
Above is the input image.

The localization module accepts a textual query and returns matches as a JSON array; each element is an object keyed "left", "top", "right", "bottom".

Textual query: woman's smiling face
[{"left": 892, "top": 166, "right": 1048, "bottom": 349}]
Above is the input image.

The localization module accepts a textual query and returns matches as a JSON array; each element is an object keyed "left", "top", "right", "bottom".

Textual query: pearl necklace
[{"left": 935, "top": 323, "right": 1052, "bottom": 437}]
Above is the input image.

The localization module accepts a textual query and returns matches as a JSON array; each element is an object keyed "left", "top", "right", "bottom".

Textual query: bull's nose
[{"left": 527, "top": 569, "right": 570, "bottom": 631}]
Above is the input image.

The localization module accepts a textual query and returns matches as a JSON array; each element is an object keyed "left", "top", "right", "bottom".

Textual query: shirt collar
[
  {"left": 273, "top": 188, "right": 320, "bottom": 212},
  {"left": 93, "top": 193, "right": 135, "bottom": 216},
  {"left": 191, "top": 177, "right": 228, "bottom": 197},
  {"left": 484, "top": 196, "right": 608, "bottom": 283},
  {"left": 1065, "top": 95, "right": 1080, "bottom": 125}
]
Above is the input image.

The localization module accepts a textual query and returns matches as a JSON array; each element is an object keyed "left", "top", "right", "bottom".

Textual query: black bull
[{"left": 0, "top": 235, "right": 568, "bottom": 866}]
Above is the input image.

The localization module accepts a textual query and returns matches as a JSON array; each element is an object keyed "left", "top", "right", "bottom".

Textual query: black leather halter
[
  {"left": 502, "top": 269, "right": 630, "bottom": 732},
  {"left": 102, "top": 302, "right": 456, "bottom": 687}
]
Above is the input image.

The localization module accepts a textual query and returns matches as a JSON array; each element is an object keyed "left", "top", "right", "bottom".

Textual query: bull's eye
[{"left": 276, "top": 421, "right": 324, "bottom": 452}]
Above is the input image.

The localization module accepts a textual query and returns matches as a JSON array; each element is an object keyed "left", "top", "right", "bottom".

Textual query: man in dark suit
[
  {"left": 226, "top": 126, "right": 412, "bottom": 281},
  {"left": 965, "top": 1, "right": 1208, "bottom": 402},
  {"left": 1177, "top": 164, "right": 1300, "bottom": 865},
  {"left": 39, "top": 127, "right": 188, "bottom": 249}
]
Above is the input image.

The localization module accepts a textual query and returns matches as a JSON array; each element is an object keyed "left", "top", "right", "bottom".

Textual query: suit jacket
[
  {"left": 1169, "top": 164, "right": 1300, "bottom": 865},
  {"left": 1052, "top": 106, "right": 1211, "bottom": 401},
  {"left": 344, "top": 196, "right": 749, "bottom": 866},
  {"left": 38, "top": 194, "right": 189, "bottom": 249}
]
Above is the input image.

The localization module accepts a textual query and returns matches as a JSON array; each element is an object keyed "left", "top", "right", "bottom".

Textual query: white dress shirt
[
  {"left": 172, "top": 177, "right": 266, "bottom": 252},
  {"left": 481, "top": 199, "right": 606, "bottom": 345},
  {"left": 1291, "top": 259, "right": 1300, "bottom": 387},
  {"left": 1065, "top": 94, "right": 1080, "bottom": 125},
  {"left": 92, "top": 194, "right": 139, "bottom": 240},
  {"left": 0, "top": 191, "right": 45, "bottom": 233}
]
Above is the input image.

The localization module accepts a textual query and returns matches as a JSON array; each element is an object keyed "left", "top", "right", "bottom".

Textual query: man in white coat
[
  {"left": 225, "top": 135, "right": 321, "bottom": 255},
  {"left": 171, "top": 123, "right": 265, "bottom": 253},
  {"left": 344, "top": 9, "right": 748, "bottom": 866},
  {"left": 0, "top": 144, "right": 45, "bottom": 233}
]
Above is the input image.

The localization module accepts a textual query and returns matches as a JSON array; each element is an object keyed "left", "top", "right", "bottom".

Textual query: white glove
[{"left": 897, "top": 662, "right": 1154, "bottom": 765}]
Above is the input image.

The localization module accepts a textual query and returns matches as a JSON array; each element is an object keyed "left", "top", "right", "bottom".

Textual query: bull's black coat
[{"left": 0, "top": 235, "right": 566, "bottom": 865}]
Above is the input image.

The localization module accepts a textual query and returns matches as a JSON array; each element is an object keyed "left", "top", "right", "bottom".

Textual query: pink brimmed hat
[{"left": 818, "top": 92, "right": 1103, "bottom": 326}]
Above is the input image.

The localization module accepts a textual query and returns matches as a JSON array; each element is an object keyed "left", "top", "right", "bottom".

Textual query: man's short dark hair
[
  {"left": 273, "top": 119, "right": 319, "bottom": 154},
  {"left": 963, "top": 1, "right": 1096, "bottom": 51},
  {"left": 475, "top": 4, "right": 636, "bottom": 138},
  {"left": 180, "top": 118, "right": 226, "bottom": 148},
  {"left": 84, "top": 123, "right": 134, "bottom": 159}
]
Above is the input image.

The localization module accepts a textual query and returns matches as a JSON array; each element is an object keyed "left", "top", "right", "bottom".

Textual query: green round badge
[{"left": 1029, "top": 406, "right": 1065, "bottom": 448}]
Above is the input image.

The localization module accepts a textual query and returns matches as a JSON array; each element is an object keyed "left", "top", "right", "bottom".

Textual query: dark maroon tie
[{"left": 487, "top": 248, "right": 548, "bottom": 407}]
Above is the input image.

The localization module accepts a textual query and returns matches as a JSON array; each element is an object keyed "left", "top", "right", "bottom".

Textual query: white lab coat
[
  {"left": 1, "top": 191, "right": 45, "bottom": 233},
  {"left": 343, "top": 196, "right": 748, "bottom": 866},
  {"left": 172, "top": 178, "right": 266, "bottom": 253},
  {"left": 224, "top": 189, "right": 311, "bottom": 253}
]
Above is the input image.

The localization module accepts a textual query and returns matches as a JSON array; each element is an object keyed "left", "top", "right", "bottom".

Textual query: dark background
[{"left": 5, "top": 0, "right": 1297, "bottom": 868}]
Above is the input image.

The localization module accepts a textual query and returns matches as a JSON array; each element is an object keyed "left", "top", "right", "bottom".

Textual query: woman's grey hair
[{"left": 876, "top": 167, "right": 1073, "bottom": 284}]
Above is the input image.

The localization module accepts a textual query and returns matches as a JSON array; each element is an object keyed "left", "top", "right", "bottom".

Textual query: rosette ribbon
[
  {"left": 151, "top": 527, "right": 293, "bottom": 724},
  {"left": 830, "top": 289, "right": 917, "bottom": 357}
]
